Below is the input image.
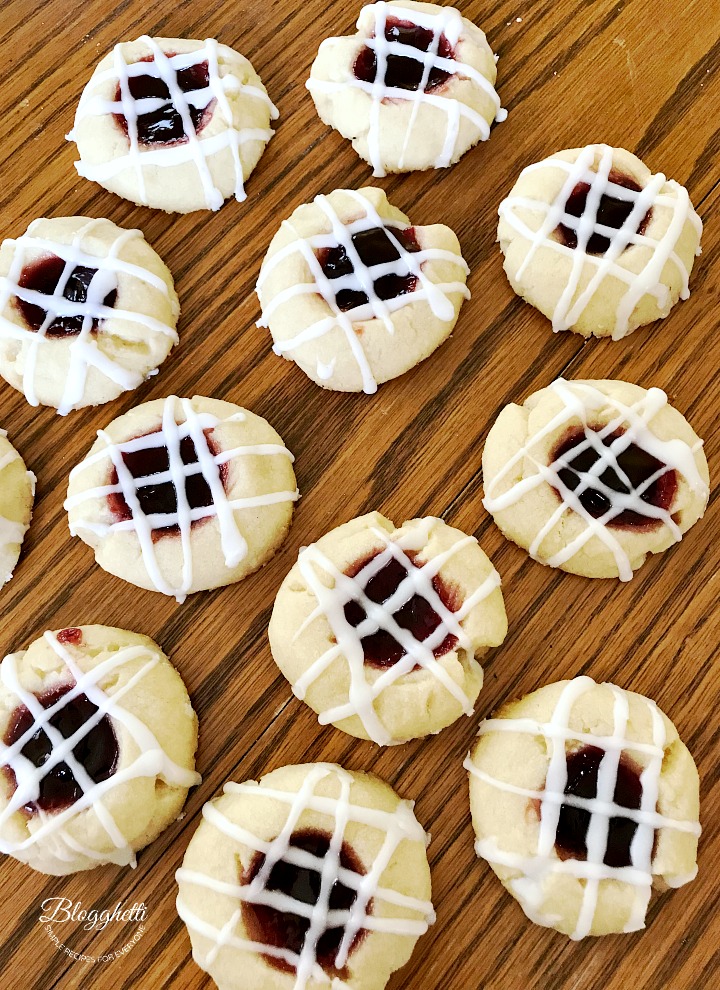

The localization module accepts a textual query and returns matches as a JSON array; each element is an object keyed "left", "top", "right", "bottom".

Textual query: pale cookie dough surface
[
  {"left": 65, "top": 395, "right": 298, "bottom": 602},
  {"left": 465, "top": 677, "right": 700, "bottom": 938},
  {"left": 307, "top": 1, "right": 505, "bottom": 176},
  {"left": 482, "top": 378, "right": 709, "bottom": 580},
  {"left": 0, "top": 430, "right": 34, "bottom": 586},
  {"left": 257, "top": 187, "right": 470, "bottom": 393},
  {"left": 176, "top": 762, "right": 434, "bottom": 990},
  {"left": 0, "top": 625, "right": 200, "bottom": 875},
  {"left": 269, "top": 512, "right": 507, "bottom": 745},
  {"left": 0, "top": 216, "right": 179, "bottom": 414},
  {"left": 497, "top": 144, "right": 702, "bottom": 338},
  {"left": 69, "top": 36, "right": 278, "bottom": 213}
]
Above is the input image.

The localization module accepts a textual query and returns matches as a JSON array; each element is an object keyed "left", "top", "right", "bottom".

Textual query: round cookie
[
  {"left": 69, "top": 36, "right": 278, "bottom": 213},
  {"left": 257, "top": 187, "right": 470, "bottom": 393},
  {"left": 65, "top": 395, "right": 298, "bottom": 602},
  {"left": 482, "top": 378, "right": 709, "bottom": 580},
  {"left": 465, "top": 676, "right": 701, "bottom": 938},
  {"left": 307, "top": 1, "right": 506, "bottom": 176},
  {"left": 0, "top": 430, "right": 34, "bottom": 586},
  {"left": 0, "top": 217, "right": 179, "bottom": 414},
  {"left": 269, "top": 512, "right": 507, "bottom": 745},
  {"left": 497, "top": 144, "right": 702, "bottom": 338},
  {"left": 176, "top": 762, "right": 434, "bottom": 990},
  {"left": 0, "top": 625, "right": 200, "bottom": 875}
]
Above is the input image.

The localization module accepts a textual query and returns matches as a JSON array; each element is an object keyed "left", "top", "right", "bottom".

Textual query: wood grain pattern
[{"left": 0, "top": 0, "right": 718, "bottom": 988}]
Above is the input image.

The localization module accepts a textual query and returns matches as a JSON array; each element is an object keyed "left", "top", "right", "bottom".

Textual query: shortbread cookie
[
  {"left": 482, "top": 379, "right": 709, "bottom": 580},
  {"left": 176, "top": 762, "right": 434, "bottom": 990},
  {"left": 0, "top": 625, "right": 200, "bottom": 875},
  {"left": 0, "top": 217, "right": 179, "bottom": 414},
  {"left": 498, "top": 145, "right": 702, "bottom": 338},
  {"left": 257, "top": 187, "right": 470, "bottom": 393},
  {"left": 465, "top": 677, "right": 700, "bottom": 938},
  {"left": 269, "top": 513, "right": 507, "bottom": 745},
  {"left": 65, "top": 395, "right": 298, "bottom": 602},
  {"left": 69, "top": 36, "right": 278, "bottom": 213},
  {"left": 308, "top": 1, "right": 506, "bottom": 176},
  {"left": 0, "top": 430, "right": 34, "bottom": 586}
]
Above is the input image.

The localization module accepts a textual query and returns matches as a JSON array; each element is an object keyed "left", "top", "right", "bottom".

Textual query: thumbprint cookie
[
  {"left": 176, "top": 762, "right": 434, "bottom": 990},
  {"left": 0, "top": 430, "right": 34, "bottom": 587},
  {"left": 269, "top": 512, "right": 507, "bottom": 745},
  {"left": 497, "top": 145, "right": 702, "bottom": 338},
  {"left": 465, "top": 677, "right": 700, "bottom": 937},
  {"left": 482, "top": 379, "right": 709, "bottom": 579}
]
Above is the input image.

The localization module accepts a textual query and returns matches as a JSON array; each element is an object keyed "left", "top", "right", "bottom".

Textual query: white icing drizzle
[
  {"left": 0, "top": 630, "right": 200, "bottom": 869},
  {"left": 0, "top": 429, "right": 34, "bottom": 585},
  {"left": 307, "top": 1, "right": 506, "bottom": 177},
  {"left": 68, "top": 37, "right": 278, "bottom": 210},
  {"left": 64, "top": 396, "right": 298, "bottom": 602},
  {"left": 482, "top": 379, "right": 709, "bottom": 581},
  {"left": 176, "top": 763, "right": 435, "bottom": 988},
  {"left": 464, "top": 677, "right": 701, "bottom": 938},
  {"left": 0, "top": 218, "right": 178, "bottom": 415},
  {"left": 257, "top": 189, "right": 470, "bottom": 394},
  {"left": 498, "top": 144, "right": 703, "bottom": 339},
  {"left": 290, "top": 518, "right": 501, "bottom": 745}
]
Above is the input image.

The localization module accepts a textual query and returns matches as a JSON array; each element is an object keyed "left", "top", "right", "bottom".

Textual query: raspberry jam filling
[
  {"left": 242, "top": 828, "right": 367, "bottom": 975},
  {"left": 3, "top": 683, "right": 118, "bottom": 814},
  {"left": 556, "top": 170, "right": 652, "bottom": 255},
  {"left": 552, "top": 745, "right": 646, "bottom": 868},
  {"left": 115, "top": 56, "right": 213, "bottom": 145},
  {"left": 317, "top": 225, "right": 421, "bottom": 311},
  {"left": 107, "top": 429, "right": 228, "bottom": 538},
  {"left": 344, "top": 550, "right": 458, "bottom": 669},
  {"left": 549, "top": 426, "right": 677, "bottom": 530},
  {"left": 15, "top": 254, "right": 117, "bottom": 338},
  {"left": 354, "top": 17, "right": 454, "bottom": 92}
]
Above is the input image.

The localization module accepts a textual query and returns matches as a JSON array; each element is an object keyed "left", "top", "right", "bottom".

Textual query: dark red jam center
[
  {"left": 57, "top": 627, "right": 83, "bottom": 646},
  {"left": 15, "top": 254, "right": 117, "bottom": 338},
  {"left": 553, "top": 745, "right": 646, "bottom": 868},
  {"left": 3, "top": 683, "right": 118, "bottom": 814},
  {"left": 242, "top": 829, "right": 367, "bottom": 976},
  {"left": 343, "top": 550, "right": 458, "bottom": 669},
  {"left": 354, "top": 17, "right": 454, "bottom": 92},
  {"left": 115, "top": 56, "right": 213, "bottom": 145},
  {"left": 557, "top": 169, "right": 652, "bottom": 255},
  {"left": 549, "top": 426, "right": 677, "bottom": 530},
  {"left": 318, "top": 225, "right": 420, "bottom": 312},
  {"left": 107, "top": 429, "right": 227, "bottom": 538}
]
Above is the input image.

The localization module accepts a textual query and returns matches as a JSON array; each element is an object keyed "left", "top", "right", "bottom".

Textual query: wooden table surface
[{"left": 1, "top": 0, "right": 718, "bottom": 988}]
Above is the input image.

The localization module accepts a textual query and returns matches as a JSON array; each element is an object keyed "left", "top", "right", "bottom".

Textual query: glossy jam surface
[
  {"left": 343, "top": 550, "right": 458, "bottom": 668},
  {"left": 550, "top": 426, "right": 677, "bottom": 530},
  {"left": 115, "top": 57, "right": 213, "bottom": 145},
  {"left": 242, "top": 829, "right": 367, "bottom": 975},
  {"left": 107, "top": 429, "right": 227, "bottom": 538},
  {"left": 553, "top": 745, "right": 645, "bottom": 868},
  {"left": 354, "top": 17, "right": 454, "bottom": 92},
  {"left": 16, "top": 254, "right": 117, "bottom": 337},
  {"left": 318, "top": 225, "right": 420, "bottom": 312},
  {"left": 57, "top": 628, "right": 83, "bottom": 646},
  {"left": 3, "top": 683, "right": 118, "bottom": 814},
  {"left": 557, "top": 169, "right": 652, "bottom": 255}
]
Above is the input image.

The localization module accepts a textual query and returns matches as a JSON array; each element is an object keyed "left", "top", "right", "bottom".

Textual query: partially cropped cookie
[
  {"left": 0, "top": 625, "right": 200, "bottom": 875},
  {"left": 0, "top": 217, "right": 179, "bottom": 414},
  {"left": 0, "top": 430, "right": 34, "bottom": 586},
  {"left": 65, "top": 395, "right": 298, "bottom": 601},
  {"left": 176, "top": 762, "right": 434, "bottom": 990},
  {"left": 69, "top": 36, "right": 278, "bottom": 213},
  {"left": 269, "top": 512, "right": 507, "bottom": 744},
  {"left": 498, "top": 145, "right": 702, "bottom": 338},
  {"left": 465, "top": 677, "right": 701, "bottom": 938},
  {"left": 257, "top": 187, "right": 470, "bottom": 393},
  {"left": 307, "top": 1, "right": 505, "bottom": 176},
  {"left": 482, "top": 379, "right": 709, "bottom": 580}
]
